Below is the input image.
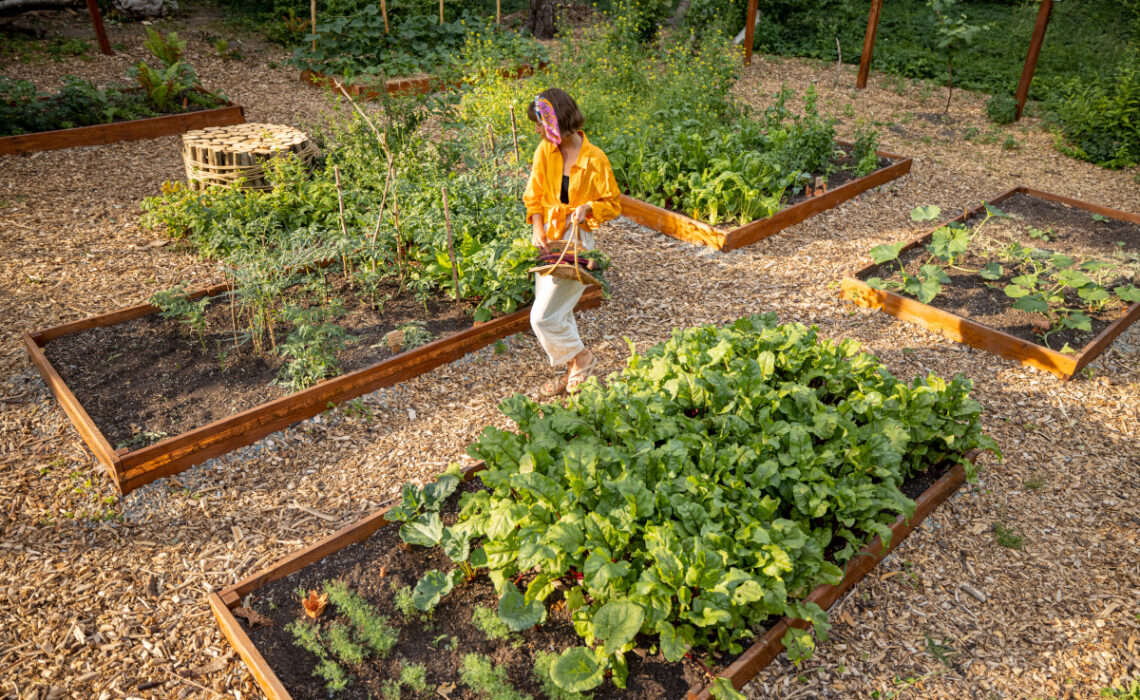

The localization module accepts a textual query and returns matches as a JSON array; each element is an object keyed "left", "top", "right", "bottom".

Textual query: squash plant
[
  {"left": 406, "top": 315, "right": 997, "bottom": 693},
  {"left": 867, "top": 205, "right": 1140, "bottom": 350}
]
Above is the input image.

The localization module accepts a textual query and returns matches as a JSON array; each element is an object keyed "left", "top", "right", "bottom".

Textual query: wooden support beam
[
  {"left": 85, "top": 0, "right": 111, "bottom": 55},
  {"left": 856, "top": 0, "right": 883, "bottom": 89},
  {"left": 1015, "top": 0, "right": 1053, "bottom": 120},
  {"left": 743, "top": 0, "right": 757, "bottom": 65}
]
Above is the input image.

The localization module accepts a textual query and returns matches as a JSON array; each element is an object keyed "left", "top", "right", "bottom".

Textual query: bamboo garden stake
[
  {"left": 441, "top": 187, "right": 461, "bottom": 302},
  {"left": 509, "top": 104, "right": 520, "bottom": 165},
  {"left": 487, "top": 124, "right": 498, "bottom": 166},
  {"left": 497, "top": 0, "right": 502, "bottom": 25},
  {"left": 380, "top": 0, "right": 389, "bottom": 33},
  {"left": 440, "top": 0, "right": 444, "bottom": 24},
  {"left": 310, "top": 0, "right": 317, "bottom": 51}
]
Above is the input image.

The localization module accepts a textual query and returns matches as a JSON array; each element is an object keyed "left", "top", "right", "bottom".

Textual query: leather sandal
[
  {"left": 566, "top": 353, "right": 598, "bottom": 394},
  {"left": 538, "top": 372, "right": 570, "bottom": 397}
]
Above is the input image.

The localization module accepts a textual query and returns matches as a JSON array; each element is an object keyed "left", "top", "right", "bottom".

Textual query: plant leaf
[
  {"left": 978, "top": 262, "right": 1003, "bottom": 280},
  {"left": 399, "top": 512, "right": 443, "bottom": 548},
  {"left": 593, "top": 600, "right": 644, "bottom": 656},
  {"left": 497, "top": 587, "right": 545, "bottom": 631},
  {"left": 910, "top": 205, "right": 941, "bottom": 221},
  {"left": 869, "top": 241, "right": 906, "bottom": 264},
  {"left": 550, "top": 646, "right": 606, "bottom": 692}
]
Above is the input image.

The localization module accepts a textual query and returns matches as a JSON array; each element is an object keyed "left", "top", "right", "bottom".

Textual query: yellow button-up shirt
[{"left": 524, "top": 132, "right": 622, "bottom": 241}]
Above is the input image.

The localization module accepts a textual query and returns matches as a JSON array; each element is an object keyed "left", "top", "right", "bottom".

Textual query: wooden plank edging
[
  {"left": 839, "top": 186, "right": 1140, "bottom": 380},
  {"left": 0, "top": 102, "right": 246, "bottom": 156},
  {"left": 26, "top": 286, "right": 601, "bottom": 495},
  {"left": 209, "top": 455, "right": 973, "bottom": 699},
  {"left": 621, "top": 145, "right": 912, "bottom": 251}
]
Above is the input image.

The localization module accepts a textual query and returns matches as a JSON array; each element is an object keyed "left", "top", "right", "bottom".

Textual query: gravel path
[{"left": 1, "top": 8, "right": 1137, "bottom": 700}]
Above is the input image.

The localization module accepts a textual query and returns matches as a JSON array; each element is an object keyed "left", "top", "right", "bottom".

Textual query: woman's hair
[{"left": 526, "top": 88, "right": 585, "bottom": 135}]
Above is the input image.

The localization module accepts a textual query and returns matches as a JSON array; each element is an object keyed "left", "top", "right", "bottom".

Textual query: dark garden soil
[
  {"left": 859, "top": 192, "right": 1140, "bottom": 351},
  {"left": 42, "top": 274, "right": 477, "bottom": 449},
  {"left": 240, "top": 461, "right": 953, "bottom": 700}
]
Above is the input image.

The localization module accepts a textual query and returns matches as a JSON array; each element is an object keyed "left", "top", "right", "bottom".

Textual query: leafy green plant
[
  {"left": 472, "top": 605, "right": 512, "bottom": 642},
  {"left": 143, "top": 28, "right": 186, "bottom": 66},
  {"left": 531, "top": 651, "right": 593, "bottom": 700},
  {"left": 928, "top": 0, "right": 989, "bottom": 113},
  {"left": 276, "top": 303, "right": 349, "bottom": 391},
  {"left": 414, "top": 314, "right": 997, "bottom": 693},
  {"left": 325, "top": 580, "right": 399, "bottom": 657},
  {"left": 459, "top": 654, "right": 532, "bottom": 700},
  {"left": 150, "top": 283, "right": 211, "bottom": 349},
  {"left": 1102, "top": 679, "right": 1140, "bottom": 699},
  {"left": 399, "top": 662, "right": 429, "bottom": 693},
  {"left": 396, "top": 321, "right": 434, "bottom": 350},
  {"left": 1050, "top": 44, "right": 1140, "bottom": 168},
  {"left": 288, "top": 619, "right": 352, "bottom": 694},
  {"left": 985, "top": 94, "right": 1017, "bottom": 125},
  {"left": 393, "top": 585, "right": 419, "bottom": 619}
]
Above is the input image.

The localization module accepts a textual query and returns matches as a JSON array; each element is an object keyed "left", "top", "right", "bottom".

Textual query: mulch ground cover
[{"left": 0, "top": 6, "right": 1138, "bottom": 700}]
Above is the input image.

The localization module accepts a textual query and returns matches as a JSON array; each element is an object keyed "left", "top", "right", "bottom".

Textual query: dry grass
[{"left": 0, "top": 10, "right": 1138, "bottom": 700}]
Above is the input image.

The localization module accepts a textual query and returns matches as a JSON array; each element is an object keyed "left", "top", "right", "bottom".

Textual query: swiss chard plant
[{"left": 409, "top": 315, "right": 998, "bottom": 693}]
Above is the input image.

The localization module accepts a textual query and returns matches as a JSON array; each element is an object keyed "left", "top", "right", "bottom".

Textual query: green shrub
[
  {"left": 985, "top": 94, "right": 1018, "bottom": 125},
  {"left": 1049, "top": 45, "right": 1140, "bottom": 168}
]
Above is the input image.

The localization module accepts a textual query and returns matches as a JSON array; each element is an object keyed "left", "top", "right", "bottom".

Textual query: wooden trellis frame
[{"left": 856, "top": 0, "right": 1055, "bottom": 122}]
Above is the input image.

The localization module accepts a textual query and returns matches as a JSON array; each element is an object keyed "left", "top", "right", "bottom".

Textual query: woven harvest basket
[
  {"left": 181, "top": 123, "right": 319, "bottom": 191},
  {"left": 527, "top": 222, "right": 604, "bottom": 288}
]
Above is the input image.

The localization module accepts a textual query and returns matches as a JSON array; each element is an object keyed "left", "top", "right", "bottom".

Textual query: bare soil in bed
[
  {"left": 857, "top": 192, "right": 1140, "bottom": 351},
  {"left": 240, "top": 461, "right": 952, "bottom": 700},
  {"left": 42, "top": 274, "right": 476, "bottom": 449}
]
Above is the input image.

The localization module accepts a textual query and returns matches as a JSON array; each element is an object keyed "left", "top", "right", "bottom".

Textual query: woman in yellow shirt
[{"left": 524, "top": 88, "right": 621, "bottom": 396}]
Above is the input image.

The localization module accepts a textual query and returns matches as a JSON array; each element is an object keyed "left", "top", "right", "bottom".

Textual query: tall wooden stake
[
  {"left": 856, "top": 0, "right": 882, "bottom": 89},
  {"left": 85, "top": 0, "right": 112, "bottom": 56},
  {"left": 1015, "top": 0, "right": 1053, "bottom": 120},
  {"left": 310, "top": 0, "right": 317, "bottom": 52},
  {"left": 743, "top": 0, "right": 757, "bottom": 66},
  {"left": 508, "top": 104, "right": 521, "bottom": 165},
  {"left": 441, "top": 187, "right": 460, "bottom": 302},
  {"left": 440, "top": 0, "right": 444, "bottom": 24},
  {"left": 497, "top": 0, "right": 502, "bottom": 25},
  {"left": 380, "top": 0, "right": 389, "bottom": 33},
  {"left": 487, "top": 124, "right": 498, "bottom": 166}
]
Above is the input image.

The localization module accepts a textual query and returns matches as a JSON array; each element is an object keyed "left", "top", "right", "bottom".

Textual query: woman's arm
[
  {"left": 579, "top": 153, "right": 622, "bottom": 227},
  {"left": 530, "top": 212, "right": 549, "bottom": 251}
]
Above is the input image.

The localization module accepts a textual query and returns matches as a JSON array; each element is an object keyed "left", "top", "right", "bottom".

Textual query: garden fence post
[
  {"left": 856, "top": 0, "right": 883, "bottom": 89},
  {"left": 310, "top": 0, "right": 317, "bottom": 52},
  {"left": 442, "top": 188, "right": 460, "bottom": 302},
  {"left": 381, "top": 0, "right": 389, "bottom": 33},
  {"left": 743, "top": 0, "right": 757, "bottom": 65},
  {"left": 1014, "top": 0, "right": 1053, "bottom": 120},
  {"left": 85, "top": 0, "right": 112, "bottom": 56},
  {"left": 509, "top": 104, "right": 521, "bottom": 166}
]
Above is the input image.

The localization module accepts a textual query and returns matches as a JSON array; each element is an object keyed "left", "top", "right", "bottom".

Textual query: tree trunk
[
  {"left": 0, "top": 0, "right": 82, "bottom": 15},
  {"left": 528, "top": 0, "right": 555, "bottom": 40}
]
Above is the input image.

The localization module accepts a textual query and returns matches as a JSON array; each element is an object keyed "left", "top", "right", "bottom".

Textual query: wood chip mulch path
[{"left": 1, "top": 9, "right": 1138, "bottom": 700}]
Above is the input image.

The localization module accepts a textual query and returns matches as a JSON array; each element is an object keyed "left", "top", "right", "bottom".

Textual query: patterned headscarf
[{"left": 534, "top": 96, "right": 561, "bottom": 145}]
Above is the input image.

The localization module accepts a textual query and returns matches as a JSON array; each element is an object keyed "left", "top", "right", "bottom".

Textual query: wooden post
[
  {"left": 1015, "top": 0, "right": 1053, "bottom": 120},
  {"left": 310, "top": 0, "right": 317, "bottom": 52},
  {"left": 85, "top": 0, "right": 112, "bottom": 56},
  {"left": 380, "top": 0, "right": 389, "bottom": 33},
  {"left": 743, "top": 0, "right": 757, "bottom": 66},
  {"left": 497, "top": 0, "right": 502, "bottom": 25},
  {"left": 856, "top": 0, "right": 883, "bottom": 89},
  {"left": 508, "top": 104, "right": 520, "bottom": 165},
  {"left": 440, "top": 0, "right": 444, "bottom": 24},
  {"left": 441, "top": 187, "right": 460, "bottom": 302},
  {"left": 487, "top": 124, "right": 498, "bottom": 166}
]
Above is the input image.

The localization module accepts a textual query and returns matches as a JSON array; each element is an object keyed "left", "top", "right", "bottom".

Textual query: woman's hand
[
  {"left": 531, "top": 225, "right": 550, "bottom": 252},
  {"left": 571, "top": 202, "right": 593, "bottom": 224}
]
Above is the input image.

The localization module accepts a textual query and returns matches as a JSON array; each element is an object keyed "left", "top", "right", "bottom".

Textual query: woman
[{"left": 524, "top": 88, "right": 621, "bottom": 396}]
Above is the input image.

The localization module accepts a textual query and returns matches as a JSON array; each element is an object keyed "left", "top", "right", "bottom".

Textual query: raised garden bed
[
  {"left": 840, "top": 186, "right": 1140, "bottom": 379},
  {"left": 23, "top": 283, "right": 602, "bottom": 495},
  {"left": 300, "top": 62, "right": 541, "bottom": 100},
  {"left": 0, "top": 94, "right": 245, "bottom": 156},
  {"left": 621, "top": 145, "right": 912, "bottom": 251},
  {"left": 208, "top": 453, "right": 975, "bottom": 699}
]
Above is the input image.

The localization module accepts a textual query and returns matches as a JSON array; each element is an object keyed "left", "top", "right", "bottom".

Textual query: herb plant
[{"left": 413, "top": 314, "right": 997, "bottom": 693}]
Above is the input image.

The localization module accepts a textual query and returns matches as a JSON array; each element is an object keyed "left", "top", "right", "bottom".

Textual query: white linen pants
[{"left": 530, "top": 229, "right": 594, "bottom": 368}]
